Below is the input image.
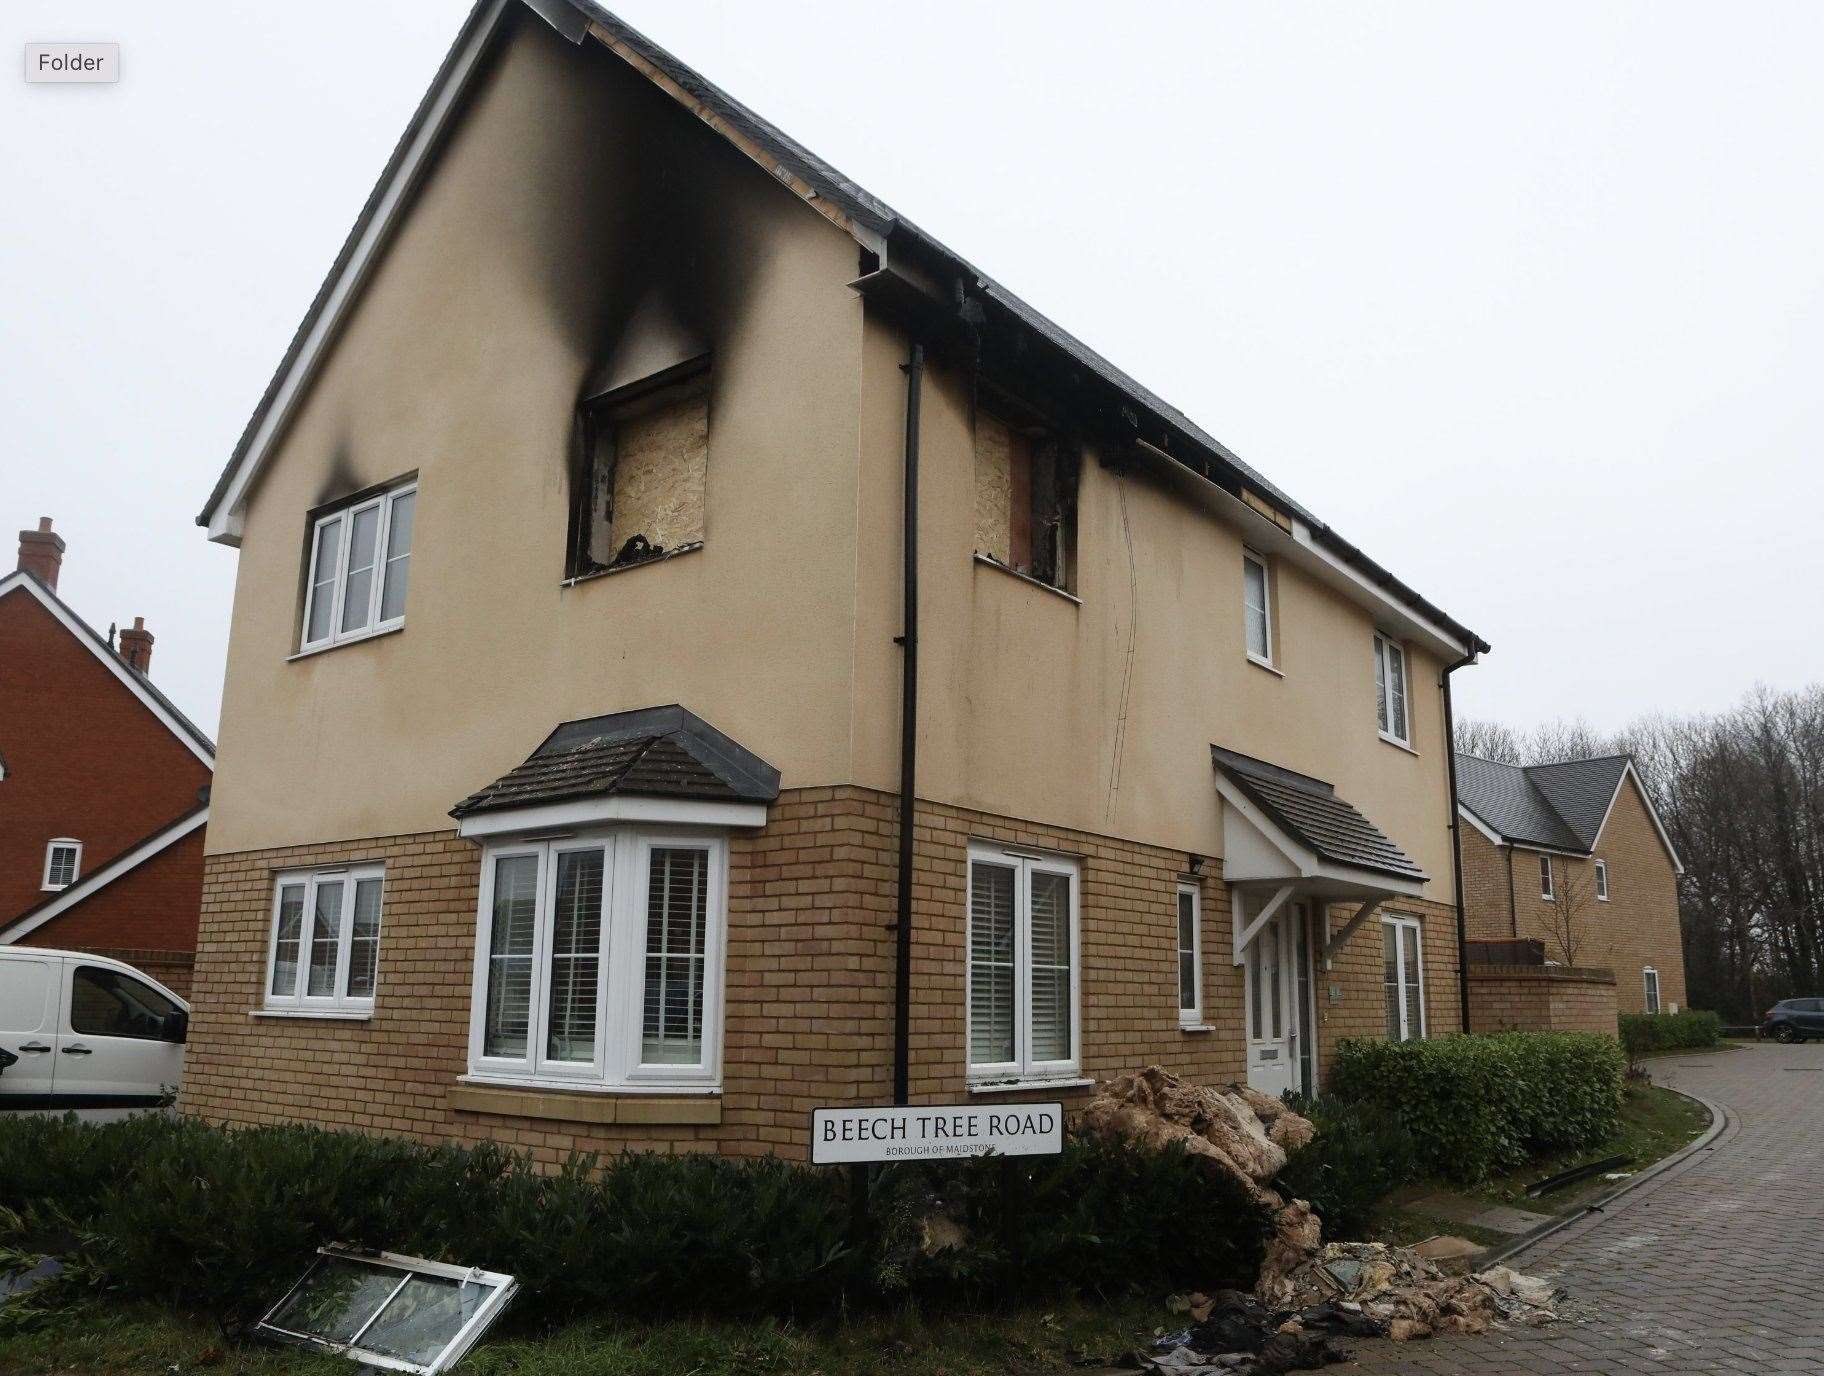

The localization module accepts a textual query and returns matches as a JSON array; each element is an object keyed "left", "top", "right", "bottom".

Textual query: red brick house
[{"left": 0, "top": 520, "right": 215, "bottom": 995}]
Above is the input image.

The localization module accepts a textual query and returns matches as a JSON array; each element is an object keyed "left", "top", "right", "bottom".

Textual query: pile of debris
[{"left": 1078, "top": 1069, "right": 1564, "bottom": 1372}]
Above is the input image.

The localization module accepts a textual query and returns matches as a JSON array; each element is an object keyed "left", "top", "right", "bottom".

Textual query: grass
[
  {"left": 1373, "top": 1078, "right": 1711, "bottom": 1248},
  {"left": 0, "top": 1296, "right": 1169, "bottom": 1376}
]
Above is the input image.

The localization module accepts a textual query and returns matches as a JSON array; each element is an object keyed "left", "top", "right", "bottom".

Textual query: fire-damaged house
[{"left": 181, "top": 0, "right": 1488, "bottom": 1159}]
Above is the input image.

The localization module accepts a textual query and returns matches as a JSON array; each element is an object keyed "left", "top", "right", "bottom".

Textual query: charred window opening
[
  {"left": 972, "top": 395, "right": 1078, "bottom": 593},
  {"left": 568, "top": 358, "right": 710, "bottom": 579}
]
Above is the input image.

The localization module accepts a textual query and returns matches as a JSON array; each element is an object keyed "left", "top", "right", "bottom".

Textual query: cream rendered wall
[
  {"left": 208, "top": 14, "right": 865, "bottom": 854},
  {"left": 853, "top": 315, "right": 1458, "bottom": 899}
]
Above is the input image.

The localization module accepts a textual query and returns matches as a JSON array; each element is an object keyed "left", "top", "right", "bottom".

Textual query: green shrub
[
  {"left": 0, "top": 1115, "right": 1267, "bottom": 1329},
  {"left": 1277, "top": 1097, "right": 1420, "bottom": 1239},
  {"left": 1329, "top": 1032, "right": 1626, "bottom": 1184},
  {"left": 1619, "top": 1009, "right": 1723, "bottom": 1056}
]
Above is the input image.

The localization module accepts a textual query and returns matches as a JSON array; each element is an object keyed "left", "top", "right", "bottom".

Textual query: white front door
[{"left": 1245, "top": 904, "right": 1298, "bottom": 1097}]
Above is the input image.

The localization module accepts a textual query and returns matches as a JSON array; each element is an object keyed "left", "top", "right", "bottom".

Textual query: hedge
[
  {"left": 1619, "top": 1009, "right": 1722, "bottom": 1056},
  {"left": 1328, "top": 1032, "right": 1626, "bottom": 1184},
  {"left": 1277, "top": 1096, "right": 1420, "bottom": 1238},
  {"left": 0, "top": 1115, "right": 1268, "bottom": 1330}
]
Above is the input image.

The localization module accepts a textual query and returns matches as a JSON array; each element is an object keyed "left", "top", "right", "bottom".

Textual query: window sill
[
  {"left": 972, "top": 554, "right": 1082, "bottom": 606},
  {"left": 1378, "top": 731, "right": 1419, "bottom": 756},
  {"left": 449, "top": 1079, "right": 722, "bottom": 1126},
  {"left": 288, "top": 622, "right": 404, "bottom": 662},
  {"left": 250, "top": 1007, "right": 373, "bottom": 1022},
  {"left": 562, "top": 542, "right": 703, "bottom": 587},
  {"left": 1246, "top": 654, "right": 1283, "bottom": 679},
  {"left": 966, "top": 1074, "right": 1095, "bottom": 1096},
  {"left": 1179, "top": 1022, "right": 1216, "bottom": 1035}
]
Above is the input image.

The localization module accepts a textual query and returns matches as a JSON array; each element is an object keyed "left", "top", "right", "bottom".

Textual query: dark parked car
[{"left": 1762, "top": 999, "right": 1824, "bottom": 1043}]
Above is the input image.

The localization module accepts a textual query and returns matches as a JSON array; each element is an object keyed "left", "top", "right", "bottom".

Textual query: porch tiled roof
[
  {"left": 451, "top": 705, "right": 779, "bottom": 819},
  {"left": 1212, "top": 747, "right": 1427, "bottom": 883}
]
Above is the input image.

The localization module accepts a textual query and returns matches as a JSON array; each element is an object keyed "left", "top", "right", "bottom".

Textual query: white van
[{"left": 0, "top": 948, "right": 187, "bottom": 1110}]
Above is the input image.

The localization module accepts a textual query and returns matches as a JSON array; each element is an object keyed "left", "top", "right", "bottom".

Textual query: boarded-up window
[
  {"left": 570, "top": 361, "right": 709, "bottom": 577},
  {"left": 973, "top": 402, "right": 1077, "bottom": 593}
]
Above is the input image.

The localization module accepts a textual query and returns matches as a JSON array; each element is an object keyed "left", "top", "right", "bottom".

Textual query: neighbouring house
[
  {"left": 180, "top": 0, "right": 1487, "bottom": 1162},
  {"left": 0, "top": 520, "right": 215, "bottom": 996},
  {"left": 1456, "top": 752, "right": 1686, "bottom": 1022}
]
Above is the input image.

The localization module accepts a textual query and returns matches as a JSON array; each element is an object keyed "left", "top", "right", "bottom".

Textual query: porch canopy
[
  {"left": 451, "top": 704, "right": 780, "bottom": 837},
  {"left": 1211, "top": 747, "right": 1427, "bottom": 968}
]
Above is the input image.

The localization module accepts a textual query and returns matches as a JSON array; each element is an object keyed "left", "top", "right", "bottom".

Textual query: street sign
[{"left": 811, "top": 1102, "right": 1063, "bottom": 1164}]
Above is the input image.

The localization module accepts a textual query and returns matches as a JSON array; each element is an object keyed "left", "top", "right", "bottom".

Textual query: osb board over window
[
  {"left": 606, "top": 381, "right": 708, "bottom": 556},
  {"left": 973, "top": 409, "right": 1022, "bottom": 568}
]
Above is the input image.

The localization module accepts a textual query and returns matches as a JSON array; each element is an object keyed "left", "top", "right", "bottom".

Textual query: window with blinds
[
  {"left": 265, "top": 865, "right": 386, "bottom": 1014},
  {"left": 467, "top": 832, "right": 727, "bottom": 1091},
  {"left": 1381, "top": 915, "right": 1425, "bottom": 1042},
  {"left": 967, "top": 846, "right": 1079, "bottom": 1081}
]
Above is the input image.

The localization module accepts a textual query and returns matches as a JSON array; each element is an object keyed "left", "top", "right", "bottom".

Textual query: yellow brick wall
[
  {"left": 1466, "top": 965, "right": 1618, "bottom": 1034},
  {"left": 1458, "top": 822, "right": 1516, "bottom": 942},
  {"left": 179, "top": 787, "right": 1461, "bottom": 1162}
]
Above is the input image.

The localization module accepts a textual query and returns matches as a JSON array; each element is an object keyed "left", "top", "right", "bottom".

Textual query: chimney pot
[
  {"left": 118, "top": 615, "right": 155, "bottom": 674},
  {"left": 16, "top": 518, "right": 65, "bottom": 591}
]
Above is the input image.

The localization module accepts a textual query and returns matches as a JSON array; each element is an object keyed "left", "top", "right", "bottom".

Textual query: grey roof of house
[
  {"left": 451, "top": 704, "right": 780, "bottom": 818},
  {"left": 197, "top": 0, "right": 1485, "bottom": 658},
  {"left": 1212, "top": 747, "right": 1427, "bottom": 883},
  {"left": 1454, "top": 752, "right": 1630, "bottom": 853}
]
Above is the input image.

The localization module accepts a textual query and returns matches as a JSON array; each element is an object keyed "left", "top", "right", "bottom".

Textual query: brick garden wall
[
  {"left": 179, "top": 787, "right": 1461, "bottom": 1163},
  {"left": 1466, "top": 963, "right": 1618, "bottom": 1035}
]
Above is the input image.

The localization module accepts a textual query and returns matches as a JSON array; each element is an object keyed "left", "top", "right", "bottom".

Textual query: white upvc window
[
  {"left": 1176, "top": 883, "right": 1203, "bottom": 1026},
  {"left": 1382, "top": 914, "right": 1426, "bottom": 1041},
  {"left": 1594, "top": 859, "right": 1609, "bottom": 901},
  {"left": 467, "top": 829, "right": 727, "bottom": 1092},
  {"left": 300, "top": 482, "right": 416, "bottom": 652},
  {"left": 1643, "top": 966, "right": 1661, "bottom": 1014},
  {"left": 41, "top": 839, "right": 81, "bottom": 891},
  {"left": 1373, "top": 633, "right": 1410, "bottom": 745},
  {"left": 1539, "top": 854, "right": 1555, "bottom": 900},
  {"left": 1242, "top": 551, "right": 1274, "bottom": 666},
  {"left": 967, "top": 844, "right": 1080, "bottom": 1085},
  {"left": 265, "top": 865, "right": 385, "bottom": 1013}
]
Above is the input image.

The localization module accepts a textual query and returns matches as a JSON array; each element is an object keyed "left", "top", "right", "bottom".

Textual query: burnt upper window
[
  {"left": 972, "top": 395, "right": 1078, "bottom": 594},
  {"left": 568, "top": 359, "right": 710, "bottom": 579}
]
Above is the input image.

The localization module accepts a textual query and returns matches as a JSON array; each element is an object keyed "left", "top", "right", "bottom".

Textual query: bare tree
[
  {"left": 1454, "top": 718, "right": 1525, "bottom": 763},
  {"left": 1543, "top": 864, "right": 1603, "bottom": 967}
]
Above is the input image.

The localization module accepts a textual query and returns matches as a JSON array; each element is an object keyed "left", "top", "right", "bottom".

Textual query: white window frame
[
  {"left": 1594, "top": 859, "right": 1609, "bottom": 901},
  {"left": 263, "top": 865, "right": 385, "bottom": 1014},
  {"left": 1176, "top": 883, "right": 1203, "bottom": 1027},
  {"left": 41, "top": 839, "right": 82, "bottom": 891},
  {"left": 1643, "top": 966, "right": 1661, "bottom": 1014},
  {"left": 966, "top": 843, "right": 1081, "bottom": 1086},
  {"left": 1382, "top": 913, "right": 1427, "bottom": 1041},
  {"left": 1373, "top": 633, "right": 1411, "bottom": 746},
  {"left": 1242, "top": 549, "right": 1274, "bottom": 668},
  {"left": 1539, "top": 854, "right": 1555, "bottom": 901},
  {"left": 299, "top": 481, "right": 416, "bottom": 653},
  {"left": 465, "top": 827, "right": 727, "bottom": 1094}
]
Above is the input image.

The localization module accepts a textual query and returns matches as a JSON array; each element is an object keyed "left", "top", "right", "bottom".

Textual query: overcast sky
[{"left": 5, "top": 1, "right": 1820, "bottom": 740}]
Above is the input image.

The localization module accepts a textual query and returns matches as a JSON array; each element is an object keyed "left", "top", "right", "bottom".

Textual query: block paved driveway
[{"left": 1344, "top": 1041, "right": 1824, "bottom": 1375}]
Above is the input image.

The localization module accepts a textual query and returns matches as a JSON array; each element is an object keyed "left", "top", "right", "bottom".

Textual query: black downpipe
[
  {"left": 1442, "top": 649, "right": 1476, "bottom": 1032},
  {"left": 893, "top": 342, "right": 925, "bottom": 1107}
]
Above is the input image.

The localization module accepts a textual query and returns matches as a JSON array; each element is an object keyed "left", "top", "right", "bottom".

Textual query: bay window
[
  {"left": 301, "top": 481, "right": 416, "bottom": 652},
  {"left": 967, "top": 844, "right": 1079, "bottom": 1084},
  {"left": 467, "top": 830, "right": 726, "bottom": 1091},
  {"left": 265, "top": 865, "right": 384, "bottom": 1013}
]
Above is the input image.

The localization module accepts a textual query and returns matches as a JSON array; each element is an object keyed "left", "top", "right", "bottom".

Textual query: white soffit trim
[
  {"left": 1593, "top": 761, "right": 1686, "bottom": 876},
  {"left": 458, "top": 794, "right": 767, "bottom": 839},
  {"left": 1458, "top": 804, "right": 1506, "bottom": 847},
  {"left": 0, "top": 573, "right": 215, "bottom": 768},
  {"left": 0, "top": 809, "right": 209, "bottom": 945},
  {"left": 203, "top": 0, "right": 513, "bottom": 544}
]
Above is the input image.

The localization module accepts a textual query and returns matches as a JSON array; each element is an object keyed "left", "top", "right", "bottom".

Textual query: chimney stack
[
  {"left": 118, "top": 616, "right": 154, "bottom": 674},
  {"left": 17, "top": 518, "right": 64, "bottom": 590}
]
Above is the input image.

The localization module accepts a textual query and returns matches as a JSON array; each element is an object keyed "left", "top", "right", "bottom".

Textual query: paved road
[{"left": 1346, "top": 1041, "right": 1824, "bottom": 1375}]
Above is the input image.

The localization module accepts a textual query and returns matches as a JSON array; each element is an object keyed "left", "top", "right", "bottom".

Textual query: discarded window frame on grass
[{"left": 256, "top": 1245, "right": 516, "bottom": 1374}]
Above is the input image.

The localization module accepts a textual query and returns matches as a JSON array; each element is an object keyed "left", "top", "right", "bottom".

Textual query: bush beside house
[
  {"left": 0, "top": 1115, "right": 1267, "bottom": 1330},
  {"left": 1328, "top": 1032, "right": 1627, "bottom": 1184},
  {"left": 1619, "top": 1009, "right": 1723, "bottom": 1056}
]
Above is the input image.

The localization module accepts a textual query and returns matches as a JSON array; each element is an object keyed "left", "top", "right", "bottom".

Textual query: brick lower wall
[
  {"left": 1465, "top": 963, "right": 1618, "bottom": 1035},
  {"left": 179, "top": 787, "right": 1461, "bottom": 1164}
]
